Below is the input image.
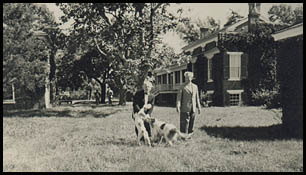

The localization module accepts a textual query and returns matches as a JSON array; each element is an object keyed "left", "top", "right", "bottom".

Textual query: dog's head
[
  {"left": 137, "top": 108, "right": 146, "bottom": 117},
  {"left": 144, "top": 117, "right": 156, "bottom": 126}
]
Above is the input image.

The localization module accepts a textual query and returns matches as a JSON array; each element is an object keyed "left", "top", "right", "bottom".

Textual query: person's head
[
  {"left": 184, "top": 71, "right": 194, "bottom": 83},
  {"left": 143, "top": 79, "right": 153, "bottom": 94},
  {"left": 146, "top": 71, "right": 155, "bottom": 84}
]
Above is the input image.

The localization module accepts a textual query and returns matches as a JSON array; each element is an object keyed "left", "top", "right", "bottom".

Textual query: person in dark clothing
[
  {"left": 94, "top": 90, "right": 100, "bottom": 105},
  {"left": 132, "top": 72, "right": 156, "bottom": 138}
]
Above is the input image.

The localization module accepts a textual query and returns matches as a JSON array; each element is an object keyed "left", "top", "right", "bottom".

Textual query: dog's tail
[
  {"left": 176, "top": 130, "right": 190, "bottom": 140},
  {"left": 167, "top": 128, "right": 190, "bottom": 141}
]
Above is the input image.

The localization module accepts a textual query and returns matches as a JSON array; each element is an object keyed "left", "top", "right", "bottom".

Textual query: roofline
[
  {"left": 182, "top": 15, "right": 274, "bottom": 51},
  {"left": 181, "top": 26, "right": 228, "bottom": 51},
  {"left": 272, "top": 22, "right": 303, "bottom": 41},
  {"left": 273, "top": 22, "right": 303, "bottom": 35},
  {"left": 154, "top": 62, "right": 188, "bottom": 74},
  {"left": 181, "top": 17, "right": 248, "bottom": 51}
]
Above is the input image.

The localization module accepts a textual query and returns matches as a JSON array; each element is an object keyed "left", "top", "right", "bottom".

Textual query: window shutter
[
  {"left": 203, "top": 56, "right": 208, "bottom": 82},
  {"left": 212, "top": 53, "right": 221, "bottom": 81},
  {"left": 241, "top": 53, "right": 248, "bottom": 79},
  {"left": 211, "top": 57, "right": 215, "bottom": 80},
  {"left": 187, "top": 62, "right": 192, "bottom": 71},
  {"left": 224, "top": 91, "right": 230, "bottom": 106},
  {"left": 223, "top": 53, "right": 230, "bottom": 80}
]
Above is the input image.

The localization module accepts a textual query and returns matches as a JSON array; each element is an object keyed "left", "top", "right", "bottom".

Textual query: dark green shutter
[
  {"left": 202, "top": 56, "right": 208, "bottom": 82},
  {"left": 241, "top": 53, "right": 248, "bottom": 79},
  {"left": 224, "top": 91, "right": 230, "bottom": 106},
  {"left": 187, "top": 62, "right": 192, "bottom": 72},
  {"left": 223, "top": 53, "right": 230, "bottom": 80}
]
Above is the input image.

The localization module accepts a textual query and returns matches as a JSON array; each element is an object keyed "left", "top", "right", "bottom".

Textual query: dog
[
  {"left": 144, "top": 117, "right": 190, "bottom": 146},
  {"left": 132, "top": 108, "right": 151, "bottom": 147}
]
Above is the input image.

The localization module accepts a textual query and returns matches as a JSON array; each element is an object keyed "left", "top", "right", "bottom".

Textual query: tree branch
[
  {"left": 153, "top": 3, "right": 163, "bottom": 12},
  {"left": 93, "top": 37, "right": 108, "bottom": 58}
]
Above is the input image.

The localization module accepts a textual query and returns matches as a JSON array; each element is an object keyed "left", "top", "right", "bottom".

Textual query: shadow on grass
[
  {"left": 103, "top": 138, "right": 139, "bottom": 147},
  {"left": 3, "top": 108, "right": 121, "bottom": 118},
  {"left": 200, "top": 124, "right": 303, "bottom": 141}
]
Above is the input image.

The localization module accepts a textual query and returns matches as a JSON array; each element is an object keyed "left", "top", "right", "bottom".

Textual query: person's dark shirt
[{"left": 132, "top": 89, "right": 155, "bottom": 114}]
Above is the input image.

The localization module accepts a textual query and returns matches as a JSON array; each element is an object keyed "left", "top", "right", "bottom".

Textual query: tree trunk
[
  {"left": 45, "top": 56, "right": 51, "bottom": 109},
  {"left": 100, "top": 83, "right": 106, "bottom": 104},
  {"left": 33, "top": 95, "right": 45, "bottom": 110},
  {"left": 88, "top": 88, "right": 92, "bottom": 100},
  {"left": 119, "top": 87, "right": 127, "bottom": 105}
]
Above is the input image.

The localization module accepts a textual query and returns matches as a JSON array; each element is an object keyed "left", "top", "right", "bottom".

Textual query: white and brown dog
[
  {"left": 144, "top": 117, "right": 190, "bottom": 146},
  {"left": 132, "top": 108, "right": 151, "bottom": 147}
]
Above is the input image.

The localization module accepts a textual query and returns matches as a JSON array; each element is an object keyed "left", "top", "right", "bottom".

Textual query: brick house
[{"left": 154, "top": 3, "right": 271, "bottom": 106}]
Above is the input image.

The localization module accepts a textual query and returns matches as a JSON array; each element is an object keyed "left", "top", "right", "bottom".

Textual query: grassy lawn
[{"left": 3, "top": 103, "right": 303, "bottom": 172}]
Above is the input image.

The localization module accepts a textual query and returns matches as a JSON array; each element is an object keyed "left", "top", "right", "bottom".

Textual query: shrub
[
  {"left": 200, "top": 91, "right": 209, "bottom": 107},
  {"left": 70, "top": 90, "right": 88, "bottom": 100},
  {"left": 251, "top": 89, "right": 281, "bottom": 109}
]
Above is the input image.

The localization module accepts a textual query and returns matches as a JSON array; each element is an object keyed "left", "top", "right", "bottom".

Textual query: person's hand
[{"left": 144, "top": 104, "right": 152, "bottom": 110}]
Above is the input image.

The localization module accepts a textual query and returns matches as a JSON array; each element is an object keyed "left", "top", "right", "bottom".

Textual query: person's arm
[
  {"left": 132, "top": 92, "right": 141, "bottom": 113},
  {"left": 176, "top": 87, "right": 182, "bottom": 113},
  {"left": 144, "top": 93, "right": 149, "bottom": 106},
  {"left": 196, "top": 86, "right": 201, "bottom": 114},
  {"left": 145, "top": 95, "right": 155, "bottom": 115}
]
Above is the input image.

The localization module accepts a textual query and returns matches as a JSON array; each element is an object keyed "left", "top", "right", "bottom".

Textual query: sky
[{"left": 42, "top": 3, "right": 302, "bottom": 53}]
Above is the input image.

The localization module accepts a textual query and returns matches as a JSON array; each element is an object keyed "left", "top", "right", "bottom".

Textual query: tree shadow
[
  {"left": 93, "top": 137, "right": 139, "bottom": 147},
  {"left": 199, "top": 124, "right": 303, "bottom": 141},
  {"left": 3, "top": 108, "right": 120, "bottom": 118},
  {"left": 3, "top": 109, "right": 73, "bottom": 118},
  {"left": 77, "top": 110, "right": 120, "bottom": 118},
  {"left": 106, "top": 138, "right": 139, "bottom": 147}
]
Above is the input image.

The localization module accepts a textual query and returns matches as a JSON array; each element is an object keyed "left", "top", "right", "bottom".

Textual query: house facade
[{"left": 154, "top": 3, "right": 270, "bottom": 106}]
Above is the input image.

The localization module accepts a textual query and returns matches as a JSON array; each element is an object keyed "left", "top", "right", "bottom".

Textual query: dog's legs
[
  {"left": 163, "top": 135, "right": 173, "bottom": 147},
  {"left": 145, "top": 136, "right": 151, "bottom": 147},
  {"left": 137, "top": 133, "right": 142, "bottom": 146},
  {"left": 165, "top": 138, "right": 173, "bottom": 147},
  {"left": 158, "top": 136, "right": 164, "bottom": 145},
  {"left": 143, "top": 130, "right": 151, "bottom": 147}
]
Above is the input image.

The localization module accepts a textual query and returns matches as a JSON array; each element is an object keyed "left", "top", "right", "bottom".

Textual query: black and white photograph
[{"left": 3, "top": 3, "right": 303, "bottom": 172}]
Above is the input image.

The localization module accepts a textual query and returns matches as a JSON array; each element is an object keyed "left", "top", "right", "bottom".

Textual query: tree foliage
[
  {"left": 3, "top": 3, "right": 59, "bottom": 107},
  {"left": 57, "top": 3, "right": 179, "bottom": 104},
  {"left": 268, "top": 4, "right": 303, "bottom": 25},
  {"left": 176, "top": 16, "right": 220, "bottom": 44},
  {"left": 223, "top": 9, "right": 245, "bottom": 27}
]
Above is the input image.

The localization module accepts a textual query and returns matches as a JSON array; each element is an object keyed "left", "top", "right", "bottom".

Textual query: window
[
  {"left": 182, "top": 69, "right": 187, "bottom": 82},
  {"left": 157, "top": 75, "right": 161, "bottom": 85},
  {"left": 208, "top": 59, "right": 213, "bottom": 81},
  {"left": 193, "top": 64, "right": 197, "bottom": 78},
  {"left": 3, "top": 82, "right": 13, "bottom": 100},
  {"left": 168, "top": 72, "right": 173, "bottom": 84},
  {"left": 207, "top": 91, "right": 213, "bottom": 102},
  {"left": 229, "top": 94, "right": 240, "bottom": 106},
  {"left": 228, "top": 52, "right": 242, "bottom": 80},
  {"left": 162, "top": 74, "right": 167, "bottom": 84},
  {"left": 175, "top": 71, "right": 180, "bottom": 84}
]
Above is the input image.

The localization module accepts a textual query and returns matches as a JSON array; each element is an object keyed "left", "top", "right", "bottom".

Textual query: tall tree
[
  {"left": 268, "top": 4, "right": 303, "bottom": 25},
  {"left": 3, "top": 3, "right": 61, "bottom": 109},
  {"left": 57, "top": 3, "right": 178, "bottom": 104}
]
